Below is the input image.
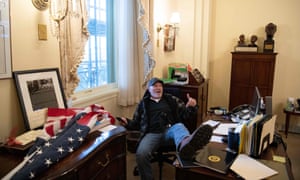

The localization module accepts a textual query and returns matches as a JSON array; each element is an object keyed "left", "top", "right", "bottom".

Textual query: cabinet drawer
[
  {"left": 93, "top": 156, "right": 126, "bottom": 180},
  {"left": 77, "top": 137, "right": 126, "bottom": 179}
]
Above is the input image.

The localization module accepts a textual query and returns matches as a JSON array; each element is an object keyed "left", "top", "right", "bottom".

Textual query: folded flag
[{"left": 3, "top": 104, "right": 114, "bottom": 180}]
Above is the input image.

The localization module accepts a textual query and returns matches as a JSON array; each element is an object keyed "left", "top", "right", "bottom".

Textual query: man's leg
[
  {"left": 178, "top": 124, "right": 213, "bottom": 160},
  {"left": 136, "top": 133, "right": 163, "bottom": 180},
  {"left": 164, "top": 123, "right": 190, "bottom": 150},
  {"left": 165, "top": 123, "right": 213, "bottom": 160}
]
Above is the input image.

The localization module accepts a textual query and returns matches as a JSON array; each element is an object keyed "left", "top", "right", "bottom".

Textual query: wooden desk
[
  {"left": 0, "top": 126, "right": 127, "bottom": 180},
  {"left": 175, "top": 116, "right": 294, "bottom": 180},
  {"left": 283, "top": 109, "right": 300, "bottom": 137}
]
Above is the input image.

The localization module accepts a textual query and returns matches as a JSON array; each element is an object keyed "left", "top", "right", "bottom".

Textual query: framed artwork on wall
[
  {"left": 0, "top": 0, "right": 12, "bottom": 79},
  {"left": 13, "top": 68, "right": 67, "bottom": 130}
]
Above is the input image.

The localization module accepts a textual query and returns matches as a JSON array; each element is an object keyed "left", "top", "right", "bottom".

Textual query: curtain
[
  {"left": 49, "top": 0, "right": 89, "bottom": 99},
  {"left": 116, "top": 0, "right": 143, "bottom": 106},
  {"left": 137, "top": 0, "right": 156, "bottom": 86},
  {"left": 117, "top": 0, "right": 156, "bottom": 106}
]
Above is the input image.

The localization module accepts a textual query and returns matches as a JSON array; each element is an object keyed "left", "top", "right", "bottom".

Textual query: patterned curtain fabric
[
  {"left": 137, "top": 0, "right": 156, "bottom": 86},
  {"left": 49, "top": 0, "right": 89, "bottom": 99}
]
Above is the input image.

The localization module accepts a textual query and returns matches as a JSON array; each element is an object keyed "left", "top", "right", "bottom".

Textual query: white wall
[
  {"left": 152, "top": 0, "right": 300, "bottom": 132},
  {"left": 0, "top": 1, "right": 60, "bottom": 140},
  {"left": 209, "top": 0, "right": 300, "bottom": 132}
]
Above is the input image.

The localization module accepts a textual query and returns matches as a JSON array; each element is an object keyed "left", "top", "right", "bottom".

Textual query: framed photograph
[
  {"left": 164, "top": 24, "right": 176, "bottom": 51},
  {"left": 0, "top": 0, "right": 12, "bottom": 79},
  {"left": 13, "top": 68, "right": 67, "bottom": 130}
]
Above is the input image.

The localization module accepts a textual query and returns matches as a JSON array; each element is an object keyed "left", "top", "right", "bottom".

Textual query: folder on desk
[
  {"left": 258, "top": 115, "right": 276, "bottom": 155},
  {"left": 239, "top": 114, "right": 276, "bottom": 157},
  {"left": 193, "top": 146, "right": 237, "bottom": 174}
]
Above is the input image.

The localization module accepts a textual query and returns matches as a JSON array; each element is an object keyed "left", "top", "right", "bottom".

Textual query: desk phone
[{"left": 230, "top": 104, "right": 253, "bottom": 122}]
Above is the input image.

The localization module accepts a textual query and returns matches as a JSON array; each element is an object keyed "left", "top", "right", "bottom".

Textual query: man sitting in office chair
[{"left": 118, "top": 77, "right": 213, "bottom": 180}]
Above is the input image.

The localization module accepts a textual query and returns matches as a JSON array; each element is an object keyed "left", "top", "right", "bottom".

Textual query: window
[{"left": 75, "top": 0, "right": 115, "bottom": 92}]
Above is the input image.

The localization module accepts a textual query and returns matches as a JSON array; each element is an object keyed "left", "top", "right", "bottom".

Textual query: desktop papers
[
  {"left": 230, "top": 154, "right": 278, "bottom": 180},
  {"left": 202, "top": 119, "right": 220, "bottom": 127},
  {"left": 213, "top": 123, "right": 238, "bottom": 135}
]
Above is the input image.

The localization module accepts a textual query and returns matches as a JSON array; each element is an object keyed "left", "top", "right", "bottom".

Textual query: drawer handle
[{"left": 98, "top": 153, "right": 110, "bottom": 167}]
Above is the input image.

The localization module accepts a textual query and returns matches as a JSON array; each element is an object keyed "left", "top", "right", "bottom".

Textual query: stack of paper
[
  {"left": 230, "top": 154, "right": 278, "bottom": 179},
  {"left": 15, "top": 129, "right": 43, "bottom": 145},
  {"left": 213, "top": 123, "right": 238, "bottom": 135}
]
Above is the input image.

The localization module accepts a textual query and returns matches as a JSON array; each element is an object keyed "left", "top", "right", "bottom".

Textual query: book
[
  {"left": 193, "top": 146, "right": 237, "bottom": 174},
  {"left": 235, "top": 46, "right": 258, "bottom": 52}
]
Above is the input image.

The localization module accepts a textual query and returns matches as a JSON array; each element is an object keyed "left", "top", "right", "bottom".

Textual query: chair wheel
[{"left": 133, "top": 166, "right": 139, "bottom": 176}]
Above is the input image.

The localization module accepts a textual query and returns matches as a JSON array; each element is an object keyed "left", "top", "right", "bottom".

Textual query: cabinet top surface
[{"left": 231, "top": 52, "right": 278, "bottom": 55}]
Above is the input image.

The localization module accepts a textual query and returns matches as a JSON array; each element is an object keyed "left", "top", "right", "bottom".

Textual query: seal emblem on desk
[{"left": 208, "top": 155, "right": 221, "bottom": 162}]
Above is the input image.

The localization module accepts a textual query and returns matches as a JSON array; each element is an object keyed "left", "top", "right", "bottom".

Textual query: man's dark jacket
[{"left": 125, "top": 90, "right": 198, "bottom": 137}]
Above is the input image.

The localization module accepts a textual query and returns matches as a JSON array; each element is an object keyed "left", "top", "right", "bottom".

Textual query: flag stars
[
  {"left": 37, "top": 149, "right": 43, "bottom": 155},
  {"left": 76, "top": 128, "right": 83, "bottom": 133},
  {"left": 57, "top": 146, "right": 64, "bottom": 154},
  {"left": 78, "top": 136, "right": 84, "bottom": 142},
  {"left": 28, "top": 159, "right": 34, "bottom": 164},
  {"left": 35, "top": 146, "right": 42, "bottom": 151},
  {"left": 29, "top": 171, "right": 35, "bottom": 179},
  {"left": 44, "top": 158, "right": 52, "bottom": 167},
  {"left": 68, "top": 137, "right": 75, "bottom": 143},
  {"left": 44, "top": 141, "right": 51, "bottom": 147},
  {"left": 68, "top": 147, "right": 74, "bottom": 153}
]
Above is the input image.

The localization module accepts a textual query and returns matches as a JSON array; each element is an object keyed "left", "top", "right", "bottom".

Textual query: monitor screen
[{"left": 250, "top": 86, "right": 261, "bottom": 117}]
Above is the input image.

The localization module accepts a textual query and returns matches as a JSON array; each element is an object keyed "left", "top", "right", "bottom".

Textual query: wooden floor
[{"left": 126, "top": 131, "right": 300, "bottom": 180}]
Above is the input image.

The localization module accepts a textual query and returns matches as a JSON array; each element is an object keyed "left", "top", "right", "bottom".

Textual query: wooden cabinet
[
  {"left": 229, "top": 52, "right": 277, "bottom": 110},
  {"left": 164, "top": 80, "right": 209, "bottom": 132},
  {"left": 0, "top": 126, "right": 127, "bottom": 180}
]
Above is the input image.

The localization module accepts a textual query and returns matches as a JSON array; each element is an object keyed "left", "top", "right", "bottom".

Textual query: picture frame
[
  {"left": 164, "top": 24, "right": 176, "bottom": 51},
  {"left": 13, "top": 68, "right": 67, "bottom": 130},
  {"left": 0, "top": 0, "right": 12, "bottom": 79}
]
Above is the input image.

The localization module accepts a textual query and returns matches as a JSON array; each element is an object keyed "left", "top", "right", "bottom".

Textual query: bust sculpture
[
  {"left": 248, "top": 35, "right": 258, "bottom": 47},
  {"left": 237, "top": 34, "right": 247, "bottom": 47},
  {"left": 265, "top": 23, "right": 277, "bottom": 40},
  {"left": 264, "top": 23, "right": 277, "bottom": 52}
]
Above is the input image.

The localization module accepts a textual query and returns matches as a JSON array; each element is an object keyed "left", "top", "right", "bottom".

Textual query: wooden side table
[{"left": 283, "top": 109, "right": 300, "bottom": 137}]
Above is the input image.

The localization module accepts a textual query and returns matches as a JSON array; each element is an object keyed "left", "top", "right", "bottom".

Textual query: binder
[
  {"left": 256, "top": 115, "right": 276, "bottom": 156},
  {"left": 238, "top": 114, "right": 276, "bottom": 157}
]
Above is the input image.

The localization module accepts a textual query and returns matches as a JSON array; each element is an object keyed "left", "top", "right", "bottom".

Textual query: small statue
[
  {"left": 265, "top": 23, "right": 277, "bottom": 40},
  {"left": 264, "top": 23, "right": 277, "bottom": 52},
  {"left": 248, "top": 35, "right": 258, "bottom": 47},
  {"left": 237, "top": 34, "right": 247, "bottom": 47}
]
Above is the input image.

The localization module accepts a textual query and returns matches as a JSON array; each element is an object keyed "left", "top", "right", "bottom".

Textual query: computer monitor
[{"left": 250, "top": 86, "right": 261, "bottom": 117}]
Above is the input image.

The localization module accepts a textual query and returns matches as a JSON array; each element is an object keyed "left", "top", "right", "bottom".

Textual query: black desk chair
[{"left": 127, "top": 131, "right": 176, "bottom": 180}]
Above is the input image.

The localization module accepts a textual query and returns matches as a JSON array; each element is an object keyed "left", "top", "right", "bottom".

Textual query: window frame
[{"left": 75, "top": 0, "right": 116, "bottom": 93}]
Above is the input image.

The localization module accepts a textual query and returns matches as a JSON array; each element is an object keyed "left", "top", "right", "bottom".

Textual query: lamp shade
[{"left": 170, "top": 12, "right": 180, "bottom": 24}]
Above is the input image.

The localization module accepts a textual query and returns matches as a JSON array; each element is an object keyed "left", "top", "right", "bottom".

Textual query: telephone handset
[
  {"left": 231, "top": 104, "right": 250, "bottom": 114},
  {"left": 230, "top": 104, "right": 252, "bottom": 121}
]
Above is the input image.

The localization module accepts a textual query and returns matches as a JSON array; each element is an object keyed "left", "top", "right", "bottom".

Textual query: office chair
[{"left": 126, "top": 131, "right": 177, "bottom": 180}]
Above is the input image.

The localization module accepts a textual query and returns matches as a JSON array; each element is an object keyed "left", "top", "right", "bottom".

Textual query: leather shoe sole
[{"left": 179, "top": 124, "right": 213, "bottom": 160}]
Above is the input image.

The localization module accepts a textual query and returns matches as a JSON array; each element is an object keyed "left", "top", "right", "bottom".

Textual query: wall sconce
[
  {"left": 170, "top": 12, "right": 181, "bottom": 30},
  {"left": 156, "top": 12, "right": 181, "bottom": 51}
]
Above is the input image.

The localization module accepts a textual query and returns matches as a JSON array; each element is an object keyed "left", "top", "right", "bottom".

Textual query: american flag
[{"left": 3, "top": 104, "right": 115, "bottom": 180}]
